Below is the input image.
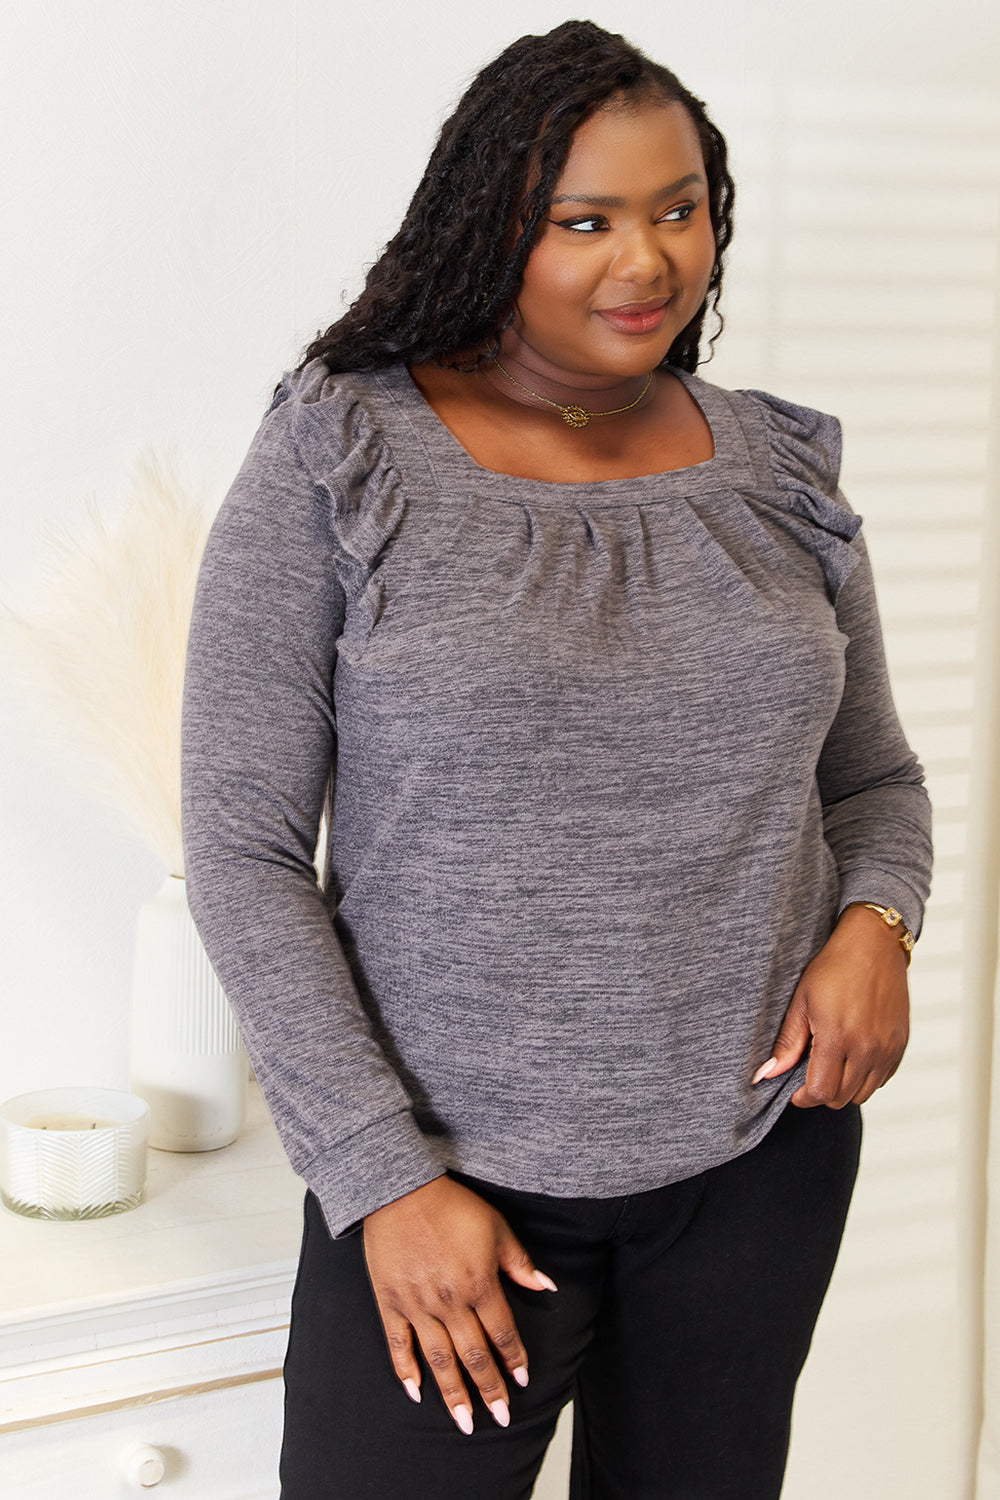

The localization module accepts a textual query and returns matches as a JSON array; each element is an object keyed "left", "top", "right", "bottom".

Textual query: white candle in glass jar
[
  {"left": 0, "top": 1088, "right": 149, "bottom": 1220},
  {"left": 27, "top": 1115, "right": 118, "bottom": 1131}
]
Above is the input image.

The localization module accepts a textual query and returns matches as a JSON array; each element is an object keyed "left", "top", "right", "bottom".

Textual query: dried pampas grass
[{"left": 1, "top": 454, "right": 216, "bottom": 875}]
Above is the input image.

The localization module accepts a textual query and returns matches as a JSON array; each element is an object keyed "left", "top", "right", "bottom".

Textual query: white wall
[{"left": 2, "top": 4, "right": 998, "bottom": 1497}]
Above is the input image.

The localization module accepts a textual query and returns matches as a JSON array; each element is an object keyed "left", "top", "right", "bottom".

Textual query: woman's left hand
[{"left": 752, "top": 903, "right": 911, "bottom": 1108}]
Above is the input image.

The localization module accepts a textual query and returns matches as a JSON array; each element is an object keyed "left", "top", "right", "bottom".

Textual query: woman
[{"left": 181, "top": 20, "right": 932, "bottom": 1499}]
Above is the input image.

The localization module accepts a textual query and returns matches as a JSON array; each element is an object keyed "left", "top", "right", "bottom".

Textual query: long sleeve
[
  {"left": 816, "top": 527, "right": 933, "bottom": 940},
  {"left": 180, "top": 396, "right": 444, "bottom": 1236}
]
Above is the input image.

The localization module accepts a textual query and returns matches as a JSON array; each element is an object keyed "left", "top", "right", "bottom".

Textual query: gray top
[{"left": 181, "top": 359, "right": 933, "bottom": 1238}]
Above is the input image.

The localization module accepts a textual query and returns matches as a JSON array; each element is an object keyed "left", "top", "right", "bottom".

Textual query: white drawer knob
[{"left": 122, "top": 1444, "right": 166, "bottom": 1487}]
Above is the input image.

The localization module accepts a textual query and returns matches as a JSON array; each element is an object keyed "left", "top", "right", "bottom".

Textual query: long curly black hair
[{"left": 299, "top": 20, "right": 735, "bottom": 375}]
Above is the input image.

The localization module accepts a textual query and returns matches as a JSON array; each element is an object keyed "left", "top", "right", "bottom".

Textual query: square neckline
[{"left": 396, "top": 362, "right": 723, "bottom": 492}]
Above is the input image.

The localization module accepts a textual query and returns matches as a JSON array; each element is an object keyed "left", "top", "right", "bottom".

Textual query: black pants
[{"left": 280, "top": 1103, "right": 861, "bottom": 1500}]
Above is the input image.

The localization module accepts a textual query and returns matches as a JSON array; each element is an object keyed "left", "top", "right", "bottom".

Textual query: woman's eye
[
  {"left": 553, "top": 216, "right": 607, "bottom": 234},
  {"left": 552, "top": 204, "right": 698, "bottom": 233}
]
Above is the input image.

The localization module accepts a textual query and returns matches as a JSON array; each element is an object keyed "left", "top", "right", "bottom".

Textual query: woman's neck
[{"left": 481, "top": 336, "right": 655, "bottom": 417}]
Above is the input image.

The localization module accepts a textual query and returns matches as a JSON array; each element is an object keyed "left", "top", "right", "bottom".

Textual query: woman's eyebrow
[{"left": 549, "top": 171, "right": 704, "bottom": 208}]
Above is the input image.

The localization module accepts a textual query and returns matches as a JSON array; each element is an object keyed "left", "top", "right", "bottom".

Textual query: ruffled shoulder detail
[
  {"left": 739, "top": 387, "right": 863, "bottom": 599},
  {"left": 269, "top": 358, "right": 407, "bottom": 574}
]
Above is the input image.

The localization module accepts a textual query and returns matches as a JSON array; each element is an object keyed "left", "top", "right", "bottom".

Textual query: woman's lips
[{"left": 595, "top": 300, "right": 669, "bottom": 336}]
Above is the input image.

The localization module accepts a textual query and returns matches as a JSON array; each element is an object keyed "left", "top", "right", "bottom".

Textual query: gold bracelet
[{"left": 856, "top": 903, "right": 915, "bottom": 965}]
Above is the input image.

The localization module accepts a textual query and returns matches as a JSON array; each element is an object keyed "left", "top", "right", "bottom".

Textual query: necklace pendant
[{"left": 561, "top": 405, "right": 590, "bottom": 428}]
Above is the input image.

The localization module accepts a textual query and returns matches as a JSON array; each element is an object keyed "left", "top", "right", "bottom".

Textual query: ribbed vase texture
[{"left": 130, "top": 874, "right": 247, "bottom": 1150}]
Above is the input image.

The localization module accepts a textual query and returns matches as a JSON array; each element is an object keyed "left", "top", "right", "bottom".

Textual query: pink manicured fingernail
[
  {"left": 534, "top": 1272, "right": 558, "bottom": 1292},
  {"left": 490, "top": 1399, "right": 510, "bottom": 1428},
  {"left": 403, "top": 1378, "right": 421, "bottom": 1403},
  {"left": 512, "top": 1366, "right": 529, "bottom": 1388},
  {"left": 752, "top": 1057, "right": 778, "bottom": 1084},
  {"left": 453, "top": 1404, "right": 474, "bottom": 1435}
]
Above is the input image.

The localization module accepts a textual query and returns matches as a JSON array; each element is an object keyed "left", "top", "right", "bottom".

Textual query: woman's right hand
[{"left": 362, "top": 1175, "right": 558, "bottom": 1434}]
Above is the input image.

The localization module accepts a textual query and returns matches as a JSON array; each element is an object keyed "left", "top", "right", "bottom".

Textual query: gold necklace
[{"left": 491, "top": 358, "right": 652, "bottom": 429}]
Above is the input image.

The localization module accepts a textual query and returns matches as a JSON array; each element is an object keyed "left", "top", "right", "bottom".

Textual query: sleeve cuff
[
  {"left": 304, "top": 1109, "right": 448, "bottom": 1239},
  {"left": 836, "top": 868, "right": 926, "bottom": 945}
]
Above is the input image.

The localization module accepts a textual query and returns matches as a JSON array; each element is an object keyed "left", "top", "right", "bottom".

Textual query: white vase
[{"left": 130, "top": 874, "right": 247, "bottom": 1151}]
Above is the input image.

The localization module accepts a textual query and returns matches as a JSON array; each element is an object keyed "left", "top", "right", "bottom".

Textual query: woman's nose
[{"left": 612, "top": 225, "right": 667, "bottom": 284}]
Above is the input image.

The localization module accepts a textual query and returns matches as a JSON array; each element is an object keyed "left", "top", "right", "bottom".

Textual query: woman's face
[{"left": 505, "top": 98, "right": 717, "bottom": 382}]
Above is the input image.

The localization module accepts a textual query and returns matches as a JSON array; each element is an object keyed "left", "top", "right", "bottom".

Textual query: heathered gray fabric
[{"left": 181, "top": 359, "right": 933, "bottom": 1238}]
